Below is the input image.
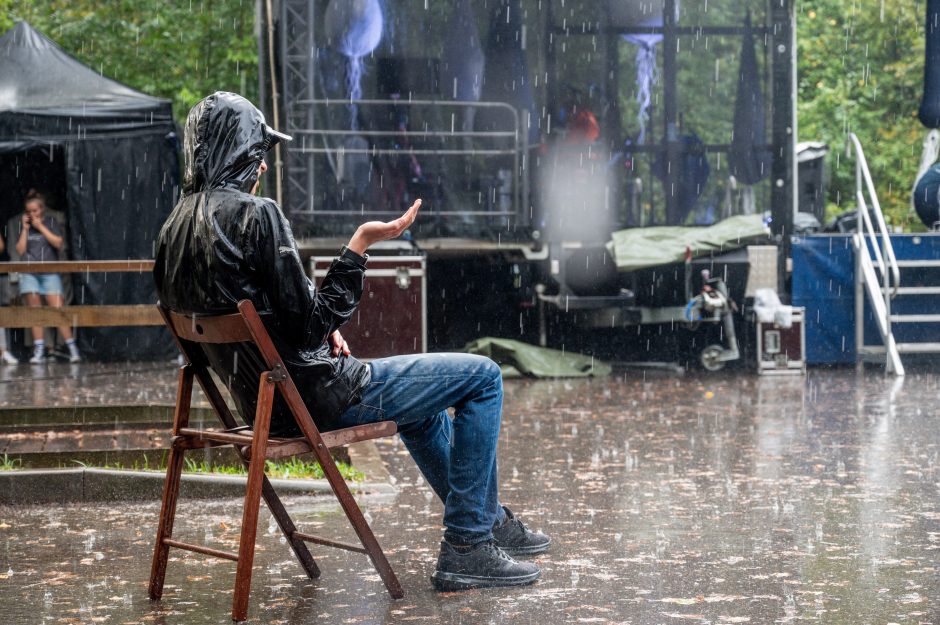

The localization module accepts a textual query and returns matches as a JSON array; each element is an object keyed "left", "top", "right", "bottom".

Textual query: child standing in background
[{"left": 16, "top": 189, "right": 80, "bottom": 364}]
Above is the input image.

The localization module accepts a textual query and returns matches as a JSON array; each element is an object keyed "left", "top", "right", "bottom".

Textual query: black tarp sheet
[
  {"left": 0, "top": 21, "right": 178, "bottom": 360},
  {"left": 728, "top": 13, "right": 771, "bottom": 185}
]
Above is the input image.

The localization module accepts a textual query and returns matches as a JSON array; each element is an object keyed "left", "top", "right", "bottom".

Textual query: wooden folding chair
[{"left": 148, "top": 299, "right": 403, "bottom": 622}]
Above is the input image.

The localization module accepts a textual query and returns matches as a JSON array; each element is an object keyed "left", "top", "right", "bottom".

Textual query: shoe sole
[
  {"left": 431, "top": 568, "right": 540, "bottom": 592},
  {"left": 498, "top": 540, "right": 551, "bottom": 556}
]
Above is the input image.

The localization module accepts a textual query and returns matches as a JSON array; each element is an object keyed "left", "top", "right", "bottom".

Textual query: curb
[{"left": 0, "top": 467, "right": 397, "bottom": 505}]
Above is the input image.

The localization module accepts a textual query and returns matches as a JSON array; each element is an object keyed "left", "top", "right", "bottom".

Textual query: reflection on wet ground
[
  {"left": 1, "top": 366, "right": 939, "bottom": 623},
  {"left": 0, "top": 362, "right": 196, "bottom": 408}
]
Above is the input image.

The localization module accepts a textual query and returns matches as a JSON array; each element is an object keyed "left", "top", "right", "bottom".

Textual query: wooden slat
[
  {"left": 0, "top": 305, "right": 161, "bottom": 328},
  {"left": 292, "top": 531, "right": 368, "bottom": 555},
  {"left": 172, "top": 437, "right": 231, "bottom": 451},
  {"left": 322, "top": 421, "right": 397, "bottom": 448},
  {"left": 0, "top": 260, "right": 154, "bottom": 274},
  {"left": 178, "top": 427, "right": 254, "bottom": 447},
  {"left": 163, "top": 538, "right": 239, "bottom": 562},
  {"left": 163, "top": 308, "right": 253, "bottom": 344},
  {"left": 244, "top": 421, "right": 399, "bottom": 460}
]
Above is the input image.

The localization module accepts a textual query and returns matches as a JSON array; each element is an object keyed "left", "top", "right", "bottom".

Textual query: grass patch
[
  {"left": 66, "top": 454, "right": 365, "bottom": 483},
  {"left": 183, "top": 456, "right": 365, "bottom": 482},
  {"left": 0, "top": 454, "right": 21, "bottom": 470}
]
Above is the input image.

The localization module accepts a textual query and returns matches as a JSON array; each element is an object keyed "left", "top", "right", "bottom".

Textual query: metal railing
[
  {"left": 849, "top": 133, "right": 904, "bottom": 375},
  {"left": 288, "top": 98, "right": 529, "bottom": 220}
]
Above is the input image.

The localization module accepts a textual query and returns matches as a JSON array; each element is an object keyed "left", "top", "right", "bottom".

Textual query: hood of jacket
[{"left": 182, "top": 91, "right": 291, "bottom": 195}]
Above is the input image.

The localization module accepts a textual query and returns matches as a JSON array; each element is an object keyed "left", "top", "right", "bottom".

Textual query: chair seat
[{"left": 176, "top": 420, "right": 397, "bottom": 459}]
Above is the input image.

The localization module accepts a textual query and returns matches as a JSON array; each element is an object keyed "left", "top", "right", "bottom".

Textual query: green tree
[
  {"left": 0, "top": 0, "right": 932, "bottom": 229},
  {"left": 797, "top": 0, "right": 925, "bottom": 228},
  {"left": 1, "top": 0, "right": 258, "bottom": 126}
]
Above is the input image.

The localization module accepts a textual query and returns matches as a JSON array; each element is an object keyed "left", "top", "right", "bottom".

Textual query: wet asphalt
[{"left": 0, "top": 365, "right": 938, "bottom": 624}]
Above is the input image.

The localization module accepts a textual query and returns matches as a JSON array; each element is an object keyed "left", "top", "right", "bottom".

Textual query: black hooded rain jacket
[{"left": 153, "top": 92, "right": 370, "bottom": 434}]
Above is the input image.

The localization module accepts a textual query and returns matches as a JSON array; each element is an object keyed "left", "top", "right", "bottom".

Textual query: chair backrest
[
  {"left": 162, "top": 307, "right": 254, "bottom": 344},
  {"left": 159, "top": 299, "right": 327, "bottom": 442},
  {"left": 158, "top": 300, "right": 286, "bottom": 380}
]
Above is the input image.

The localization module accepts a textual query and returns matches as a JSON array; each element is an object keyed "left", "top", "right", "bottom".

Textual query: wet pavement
[
  {"left": 0, "top": 361, "right": 195, "bottom": 408},
  {"left": 1, "top": 366, "right": 940, "bottom": 624}
]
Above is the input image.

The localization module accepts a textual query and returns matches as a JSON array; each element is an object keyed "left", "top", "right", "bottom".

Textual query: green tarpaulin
[
  {"left": 607, "top": 214, "right": 768, "bottom": 272},
  {"left": 464, "top": 337, "right": 611, "bottom": 378}
]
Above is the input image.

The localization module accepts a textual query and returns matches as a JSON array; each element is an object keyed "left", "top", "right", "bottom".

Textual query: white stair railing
[{"left": 849, "top": 133, "right": 904, "bottom": 375}]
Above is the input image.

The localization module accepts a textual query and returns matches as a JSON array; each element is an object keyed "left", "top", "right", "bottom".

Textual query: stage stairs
[{"left": 850, "top": 133, "right": 940, "bottom": 376}]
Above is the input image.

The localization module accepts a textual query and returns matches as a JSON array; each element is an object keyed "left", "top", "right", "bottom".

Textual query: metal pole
[
  {"left": 855, "top": 158, "right": 865, "bottom": 368},
  {"left": 770, "top": 0, "right": 795, "bottom": 299},
  {"left": 266, "top": 0, "right": 284, "bottom": 208},
  {"left": 855, "top": 235, "right": 864, "bottom": 369},
  {"left": 882, "top": 234, "right": 892, "bottom": 372},
  {"left": 256, "top": 0, "right": 267, "bottom": 120},
  {"left": 545, "top": 0, "right": 557, "bottom": 141},
  {"left": 662, "top": 0, "right": 680, "bottom": 225},
  {"left": 306, "top": 0, "right": 316, "bottom": 214},
  {"left": 521, "top": 109, "right": 530, "bottom": 231}
]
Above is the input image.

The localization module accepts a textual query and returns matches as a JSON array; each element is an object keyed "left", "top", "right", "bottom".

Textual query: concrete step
[{"left": 0, "top": 404, "right": 215, "bottom": 428}]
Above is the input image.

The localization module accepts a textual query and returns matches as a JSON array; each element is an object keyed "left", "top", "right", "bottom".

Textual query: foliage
[
  {"left": 797, "top": 0, "right": 926, "bottom": 228},
  {"left": 1, "top": 0, "right": 258, "bottom": 126},
  {"left": 183, "top": 456, "right": 366, "bottom": 482},
  {"left": 0, "top": 454, "right": 21, "bottom": 470},
  {"left": 0, "top": 0, "right": 932, "bottom": 227},
  {"left": 67, "top": 454, "right": 365, "bottom": 482}
]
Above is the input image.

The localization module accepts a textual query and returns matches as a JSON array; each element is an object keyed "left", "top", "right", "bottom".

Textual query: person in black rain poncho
[{"left": 154, "top": 92, "right": 549, "bottom": 591}]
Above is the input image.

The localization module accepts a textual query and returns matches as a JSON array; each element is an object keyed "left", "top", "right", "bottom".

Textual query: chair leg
[
  {"left": 195, "top": 368, "right": 321, "bottom": 579},
  {"left": 231, "top": 373, "right": 275, "bottom": 623},
  {"left": 149, "top": 366, "right": 194, "bottom": 601},
  {"left": 276, "top": 383, "right": 403, "bottom": 599},
  {"left": 313, "top": 444, "right": 404, "bottom": 599},
  {"left": 148, "top": 440, "right": 187, "bottom": 600},
  {"left": 260, "top": 476, "right": 321, "bottom": 579}
]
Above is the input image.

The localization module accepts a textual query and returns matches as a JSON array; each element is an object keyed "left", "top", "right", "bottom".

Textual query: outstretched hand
[{"left": 347, "top": 199, "right": 421, "bottom": 255}]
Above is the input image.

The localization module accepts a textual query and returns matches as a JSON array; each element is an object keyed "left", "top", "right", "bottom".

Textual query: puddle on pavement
[{"left": 1, "top": 368, "right": 938, "bottom": 623}]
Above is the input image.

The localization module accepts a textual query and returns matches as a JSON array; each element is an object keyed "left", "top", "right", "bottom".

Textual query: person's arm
[
  {"left": 32, "top": 217, "right": 63, "bottom": 250},
  {"left": 253, "top": 202, "right": 365, "bottom": 350},
  {"left": 253, "top": 199, "right": 420, "bottom": 351},
  {"left": 14, "top": 214, "right": 28, "bottom": 257},
  {"left": 346, "top": 199, "right": 421, "bottom": 255}
]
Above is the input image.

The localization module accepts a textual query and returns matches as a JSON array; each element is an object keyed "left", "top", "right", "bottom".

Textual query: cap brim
[{"left": 265, "top": 125, "right": 293, "bottom": 148}]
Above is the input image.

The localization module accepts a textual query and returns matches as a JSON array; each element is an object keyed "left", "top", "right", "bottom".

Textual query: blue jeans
[{"left": 336, "top": 353, "right": 507, "bottom": 545}]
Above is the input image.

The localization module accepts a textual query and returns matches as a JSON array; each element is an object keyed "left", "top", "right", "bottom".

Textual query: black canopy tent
[{"left": 0, "top": 21, "right": 178, "bottom": 360}]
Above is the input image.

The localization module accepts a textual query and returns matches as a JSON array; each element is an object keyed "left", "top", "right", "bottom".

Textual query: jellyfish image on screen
[
  {"left": 325, "top": 0, "right": 384, "bottom": 130},
  {"left": 610, "top": 1, "right": 678, "bottom": 144}
]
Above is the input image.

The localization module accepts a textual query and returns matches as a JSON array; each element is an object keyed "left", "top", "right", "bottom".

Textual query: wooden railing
[{"left": 0, "top": 260, "right": 161, "bottom": 328}]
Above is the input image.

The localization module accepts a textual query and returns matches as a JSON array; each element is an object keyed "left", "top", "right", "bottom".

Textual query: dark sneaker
[
  {"left": 431, "top": 540, "right": 541, "bottom": 592},
  {"left": 492, "top": 506, "right": 551, "bottom": 556}
]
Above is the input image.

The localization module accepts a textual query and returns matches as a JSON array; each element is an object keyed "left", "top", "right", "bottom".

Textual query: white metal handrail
[
  {"left": 850, "top": 133, "right": 901, "bottom": 296},
  {"left": 849, "top": 133, "right": 903, "bottom": 375}
]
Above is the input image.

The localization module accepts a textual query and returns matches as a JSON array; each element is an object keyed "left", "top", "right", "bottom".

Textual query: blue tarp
[{"left": 792, "top": 235, "right": 940, "bottom": 364}]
